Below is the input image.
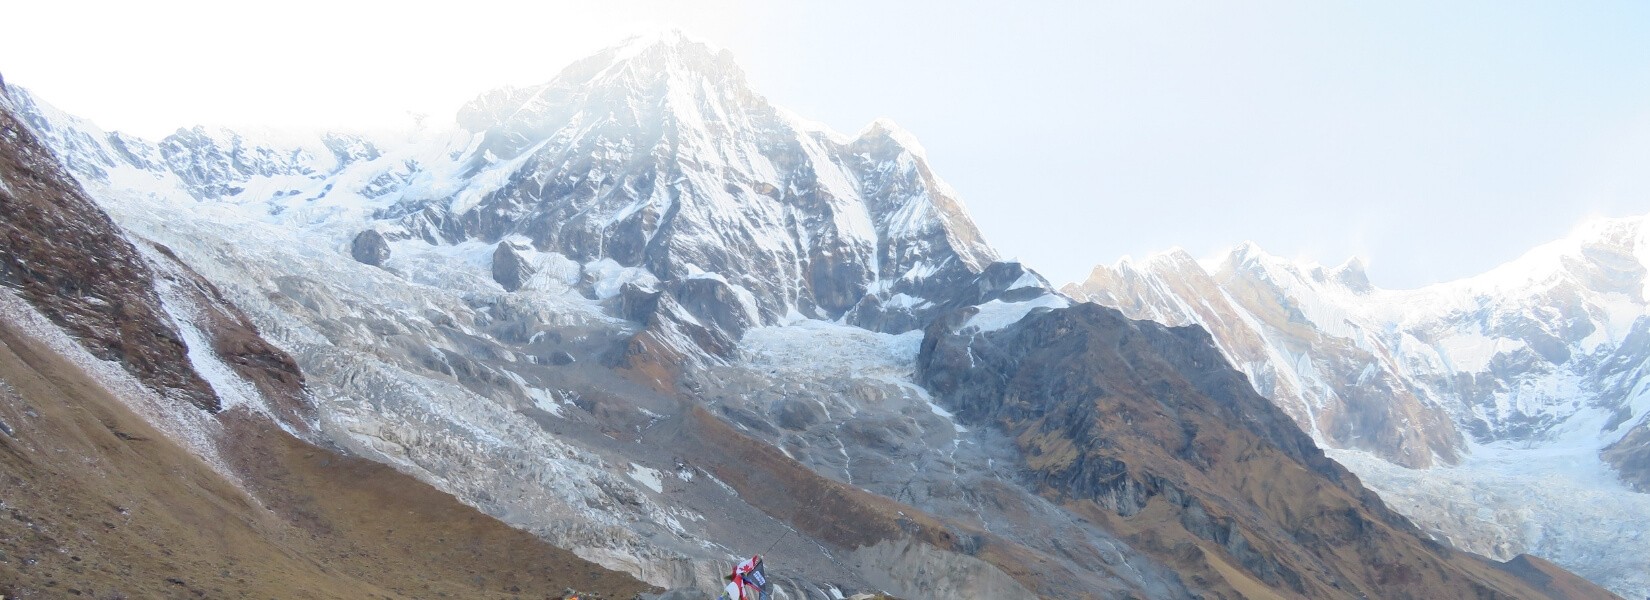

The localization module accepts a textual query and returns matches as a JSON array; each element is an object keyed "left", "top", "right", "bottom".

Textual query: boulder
[{"left": 350, "top": 229, "right": 391, "bottom": 266}]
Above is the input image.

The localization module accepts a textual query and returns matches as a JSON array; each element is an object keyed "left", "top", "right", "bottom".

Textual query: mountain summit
[{"left": 363, "top": 32, "right": 1011, "bottom": 363}]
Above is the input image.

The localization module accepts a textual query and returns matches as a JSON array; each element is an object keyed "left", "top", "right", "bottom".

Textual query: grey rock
[
  {"left": 350, "top": 229, "right": 391, "bottom": 266},
  {"left": 774, "top": 399, "right": 825, "bottom": 431},
  {"left": 491, "top": 241, "right": 534, "bottom": 291},
  {"left": 666, "top": 277, "right": 759, "bottom": 340}
]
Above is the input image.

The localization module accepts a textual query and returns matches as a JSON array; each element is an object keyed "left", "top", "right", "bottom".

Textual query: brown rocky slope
[
  {"left": 0, "top": 309, "right": 652, "bottom": 599},
  {"left": 0, "top": 84, "right": 218, "bottom": 411},
  {"left": 0, "top": 83, "right": 653, "bottom": 599},
  {"left": 917, "top": 302, "right": 1618, "bottom": 599}
]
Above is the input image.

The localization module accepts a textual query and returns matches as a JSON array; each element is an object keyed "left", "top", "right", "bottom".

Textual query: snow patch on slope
[
  {"left": 964, "top": 294, "right": 1070, "bottom": 332},
  {"left": 628, "top": 463, "right": 666, "bottom": 494}
]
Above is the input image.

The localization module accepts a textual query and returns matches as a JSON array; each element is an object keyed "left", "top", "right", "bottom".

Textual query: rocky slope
[
  {"left": 0, "top": 86, "right": 652, "bottom": 599},
  {"left": 3, "top": 86, "right": 218, "bottom": 413},
  {"left": 0, "top": 306, "right": 652, "bottom": 599},
  {"left": 1065, "top": 225, "right": 1650, "bottom": 597},
  {"left": 6, "top": 32, "right": 1624, "bottom": 599},
  {"left": 917, "top": 301, "right": 1607, "bottom": 599}
]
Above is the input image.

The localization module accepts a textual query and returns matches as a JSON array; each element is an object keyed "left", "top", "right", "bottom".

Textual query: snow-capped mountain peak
[
  {"left": 856, "top": 117, "right": 930, "bottom": 160},
  {"left": 1325, "top": 256, "right": 1372, "bottom": 292},
  {"left": 1067, "top": 213, "right": 1650, "bottom": 595},
  {"left": 12, "top": 36, "right": 1022, "bottom": 371},
  {"left": 1443, "top": 213, "right": 1650, "bottom": 300},
  {"left": 456, "top": 31, "right": 753, "bottom": 141}
]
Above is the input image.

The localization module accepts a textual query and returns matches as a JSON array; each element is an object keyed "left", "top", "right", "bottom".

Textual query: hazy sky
[{"left": 5, "top": 1, "right": 1649, "bottom": 288}]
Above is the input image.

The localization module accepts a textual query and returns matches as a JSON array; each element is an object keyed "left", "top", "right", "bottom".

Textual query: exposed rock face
[
  {"left": 1066, "top": 248, "right": 1462, "bottom": 468},
  {"left": 665, "top": 277, "right": 759, "bottom": 340},
  {"left": 615, "top": 282, "right": 740, "bottom": 387},
  {"left": 1066, "top": 231, "right": 1650, "bottom": 474},
  {"left": 378, "top": 34, "right": 999, "bottom": 337},
  {"left": 917, "top": 302, "right": 1610, "bottom": 599},
  {"left": 490, "top": 240, "right": 534, "bottom": 291},
  {"left": 350, "top": 229, "right": 391, "bottom": 266},
  {"left": 1604, "top": 417, "right": 1650, "bottom": 491}
]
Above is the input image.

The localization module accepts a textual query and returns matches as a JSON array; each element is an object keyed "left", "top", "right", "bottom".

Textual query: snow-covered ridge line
[
  {"left": 13, "top": 31, "right": 1019, "bottom": 342},
  {"left": 1066, "top": 214, "right": 1650, "bottom": 598}
]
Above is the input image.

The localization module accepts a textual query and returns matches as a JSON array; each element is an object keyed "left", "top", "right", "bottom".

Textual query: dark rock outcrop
[
  {"left": 491, "top": 241, "right": 534, "bottom": 291},
  {"left": 350, "top": 229, "right": 391, "bottom": 266},
  {"left": 774, "top": 398, "right": 826, "bottom": 431},
  {"left": 846, "top": 261, "right": 1049, "bottom": 334},
  {"left": 664, "top": 277, "right": 758, "bottom": 340},
  {"left": 613, "top": 283, "right": 739, "bottom": 387},
  {"left": 1604, "top": 417, "right": 1650, "bottom": 492}
]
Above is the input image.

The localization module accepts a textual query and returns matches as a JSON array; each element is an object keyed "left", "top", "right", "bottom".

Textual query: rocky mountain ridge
[
  {"left": 918, "top": 300, "right": 1609, "bottom": 599},
  {"left": 1066, "top": 222, "right": 1650, "bottom": 596}
]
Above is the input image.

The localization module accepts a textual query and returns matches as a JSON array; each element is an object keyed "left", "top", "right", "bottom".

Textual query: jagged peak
[
  {"left": 1148, "top": 247, "right": 1201, "bottom": 269},
  {"left": 856, "top": 117, "right": 929, "bottom": 159},
  {"left": 777, "top": 107, "right": 853, "bottom": 145},
  {"left": 1430, "top": 212, "right": 1650, "bottom": 297},
  {"left": 1329, "top": 256, "right": 1373, "bottom": 293},
  {"left": 1334, "top": 255, "right": 1368, "bottom": 272},
  {"left": 1220, "top": 241, "right": 1339, "bottom": 289},
  {"left": 457, "top": 32, "right": 757, "bottom": 138},
  {"left": 605, "top": 29, "right": 723, "bottom": 62},
  {"left": 1108, "top": 247, "right": 1198, "bottom": 273},
  {"left": 1222, "top": 240, "right": 1272, "bottom": 272},
  {"left": 580, "top": 29, "right": 741, "bottom": 84},
  {"left": 1231, "top": 239, "right": 1265, "bottom": 258},
  {"left": 1213, "top": 242, "right": 1384, "bottom": 295}
]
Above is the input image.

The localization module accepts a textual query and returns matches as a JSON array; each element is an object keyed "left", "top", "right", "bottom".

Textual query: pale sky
[{"left": 5, "top": 1, "right": 1649, "bottom": 289}]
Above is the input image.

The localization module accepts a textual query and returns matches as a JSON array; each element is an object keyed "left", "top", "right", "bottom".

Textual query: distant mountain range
[
  {"left": 1067, "top": 219, "right": 1650, "bottom": 594},
  {"left": 0, "top": 32, "right": 1633, "bottom": 598}
]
